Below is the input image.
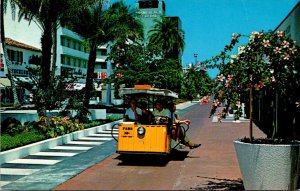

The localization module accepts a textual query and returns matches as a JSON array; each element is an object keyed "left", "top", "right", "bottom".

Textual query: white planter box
[
  {"left": 88, "top": 109, "right": 106, "bottom": 120},
  {"left": 0, "top": 120, "right": 123, "bottom": 165},
  {"left": 234, "top": 140, "right": 300, "bottom": 190},
  {"left": 112, "top": 99, "right": 123, "bottom": 105}
]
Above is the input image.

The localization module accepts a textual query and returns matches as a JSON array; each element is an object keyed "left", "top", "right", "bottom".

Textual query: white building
[
  {"left": 274, "top": 2, "right": 300, "bottom": 46},
  {"left": 2, "top": 3, "right": 114, "bottom": 104},
  {"left": 0, "top": 38, "right": 41, "bottom": 103}
]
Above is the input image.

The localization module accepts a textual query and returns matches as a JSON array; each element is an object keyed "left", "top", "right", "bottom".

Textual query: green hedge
[{"left": 1, "top": 132, "right": 46, "bottom": 151}]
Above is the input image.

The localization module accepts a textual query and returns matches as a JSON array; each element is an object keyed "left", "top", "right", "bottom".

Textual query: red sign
[{"left": 101, "top": 72, "right": 107, "bottom": 79}]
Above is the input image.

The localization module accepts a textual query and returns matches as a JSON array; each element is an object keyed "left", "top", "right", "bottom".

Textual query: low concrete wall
[
  {"left": 88, "top": 109, "right": 106, "bottom": 120},
  {"left": 0, "top": 111, "right": 38, "bottom": 125},
  {"left": 0, "top": 109, "right": 107, "bottom": 124},
  {"left": 0, "top": 120, "right": 122, "bottom": 165}
]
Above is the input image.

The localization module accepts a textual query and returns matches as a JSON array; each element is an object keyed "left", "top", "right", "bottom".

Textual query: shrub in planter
[
  {"left": 35, "top": 116, "right": 84, "bottom": 138},
  {"left": 0, "top": 117, "right": 26, "bottom": 136},
  {"left": 1, "top": 132, "right": 46, "bottom": 151},
  {"left": 204, "top": 31, "right": 300, "bottom": 190}
]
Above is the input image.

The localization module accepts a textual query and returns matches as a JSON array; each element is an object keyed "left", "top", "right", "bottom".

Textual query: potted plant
[{"left": 206, "top": 31, "right": 300, "bottom": 190}]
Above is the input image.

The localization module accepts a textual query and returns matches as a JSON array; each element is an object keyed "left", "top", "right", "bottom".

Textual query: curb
[{"left": 0, "top": 120, "right": 123, "bottom": 165}]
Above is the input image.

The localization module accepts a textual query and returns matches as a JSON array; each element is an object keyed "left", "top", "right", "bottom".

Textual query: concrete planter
[
  {"left": 233, "top": 140, "right": 300, "bottom": 190},
  {"left": 112, "top": 99, "right": 123, "bottom": 105},
  {"left": 0, "top": 120, "right": 123, "bottom": 165}
]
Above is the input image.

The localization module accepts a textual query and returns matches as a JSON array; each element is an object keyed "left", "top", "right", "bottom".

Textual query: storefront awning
[
  {"left": 0, "top": 78, "right": 11, "bottom": 88},
  {"left": 66, "top": 83, "right": 102, "bottom": 91}
]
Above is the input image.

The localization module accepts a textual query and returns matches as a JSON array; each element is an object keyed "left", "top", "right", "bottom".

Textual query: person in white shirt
[{"left": 125, "top": 98, "right": 142, "bottom": 122}]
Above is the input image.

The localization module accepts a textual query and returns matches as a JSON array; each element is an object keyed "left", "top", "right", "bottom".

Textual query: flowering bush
[
  {"left": 206, "top": 31, "right": 300, "bottom": 140},
  {"left": 36, "top": 116, "right": 84, "bottom": 138}
]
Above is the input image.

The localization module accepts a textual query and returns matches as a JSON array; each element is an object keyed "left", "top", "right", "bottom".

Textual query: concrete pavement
[
  {"left": 0, "top": 102, "right": 198, "bottom": 190},
  {"left": 1, "top": 101, "right": 266, "bottom": 190},
  {"left": 54, "top": 102, "right": 266, "bottom": 190}
]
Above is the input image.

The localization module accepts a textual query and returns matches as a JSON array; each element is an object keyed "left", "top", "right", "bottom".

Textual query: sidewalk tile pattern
[{"left": 0, "top": 129, "right": 118, "bottom": 188}]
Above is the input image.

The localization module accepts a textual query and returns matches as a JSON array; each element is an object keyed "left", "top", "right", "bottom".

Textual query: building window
[
  {"left": 139, "top": 0, "right": 159, "bottom": 9},
  {"left": 67, "top": 39, "right": 71, "bottom": 48},
  {"left": 61, "top": 36, "right": 86, "bottom": 53},
  {"left": 97, "top": 49, "right": 107, "bottom": 56},
  {"left": 61, "top": 55, "right": 65, "bottom": 65},
  {"left": 7, "top": 49, "right": 23, "bottom": 65},
  {"left": 67, "top": 57, "right": 71, "bottom": 65},
  {"left": 99, "top": 62, "right": 107, "bottom": 69},
  {"left": 61, "top": 36, "right": 65, "bottom": 46}
]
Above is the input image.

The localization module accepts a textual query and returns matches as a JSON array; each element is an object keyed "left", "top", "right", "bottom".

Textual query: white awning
[
  {"left": 0, "top": 78, "right": 11, "bottom": 88},
  {"left": 66, "top": 83, "right": 102, "bottom": 91}
]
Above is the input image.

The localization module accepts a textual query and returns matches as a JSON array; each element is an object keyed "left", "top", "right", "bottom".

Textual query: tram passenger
[
  {"left": 152, "top": 100, "right": 171, "bottom": 124},
  {"left": 168, "top": 102, "right": 201, "bottom": 149},
  {"left": 139, "top": 102, "right": 154, "bottom": 124},
  {"left": 125, "top": 98, "right": 142, "bottom": 122}
]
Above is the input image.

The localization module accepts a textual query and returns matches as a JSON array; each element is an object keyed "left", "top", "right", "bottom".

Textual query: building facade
[
  {"left": 274, "top": 2, "right": 300, "bottom": 46},
  {"left": 135, "top": 0, "right": 166, "bottom": 41},
  {"left": 3, "top": 3, "right": 107, "bottom": 103},
  {"left": 0, "top": 38, "right": 41, "bottom": 103}
]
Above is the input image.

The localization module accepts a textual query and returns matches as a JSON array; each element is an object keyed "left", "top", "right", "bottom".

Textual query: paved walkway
[
  {"left": 55, "top": 102, "right": 266, "bottom": 190},
  {"left": 179, "top": 103, "right": 266, "bottom": 190},
  {"left": 0, "top": 129, "right": 119, "bottom": 190},
  {"left": 1, "top": 102, "right": 266, "bottom": 190}
]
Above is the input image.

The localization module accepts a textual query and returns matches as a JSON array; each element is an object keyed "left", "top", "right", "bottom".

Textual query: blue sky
[{"left": 121, "top": 0, "right": 299, "bottom": 78}]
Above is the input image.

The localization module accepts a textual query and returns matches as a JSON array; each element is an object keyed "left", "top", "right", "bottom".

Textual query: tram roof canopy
[{"left": 119, "top": 85, "right": 178, "bottom": 98}]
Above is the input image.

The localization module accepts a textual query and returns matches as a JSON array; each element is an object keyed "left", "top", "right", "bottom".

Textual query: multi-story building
[
  {"left": 135, "top": 0, "right": 183, "bottom": 63},
  {"left": 57, "top": 27, "right": 89, "bottom": 84},
  {"left": 274, "top": 1, "right": 300, "bottom": 46},
  {"left": 2, "top": 3, "right": 105, "bottom": 103},
  {"left": 2, "top": 0, "right": 184, "bottom": 104},
  {"left": 135, "top": 0, "right": 166, "bottom": 41}
]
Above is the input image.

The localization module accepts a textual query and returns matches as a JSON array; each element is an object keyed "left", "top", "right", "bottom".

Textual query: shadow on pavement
[
  {"left": 114, "top": 150, "right": 190, "bottom": 166},
  {"left": 115, "top": 154, "right": 170, "bottom": 167},
  {"left": 193, "top": 176, "right": 244, "bottom": 190},
  {"left": 169, "top": 149, "right": 189, "bottom": 161}
]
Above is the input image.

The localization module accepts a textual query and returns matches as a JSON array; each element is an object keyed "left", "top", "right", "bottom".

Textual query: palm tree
[
  {"left": 69, "top": 1, "right": 143, "bottom": 113},
  {"left": 148, "top": 16, "right": 185, "bottom": 59},
  {"left": 1, "top": 0, "right": 20, "bottom": 106},
  {"left": 13, "top": 0, "right": 90, "bottom": 116}
]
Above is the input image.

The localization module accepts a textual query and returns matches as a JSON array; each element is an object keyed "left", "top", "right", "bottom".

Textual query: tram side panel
[{"left": 117, "top": 122, "right": 170, "bottom": 154}]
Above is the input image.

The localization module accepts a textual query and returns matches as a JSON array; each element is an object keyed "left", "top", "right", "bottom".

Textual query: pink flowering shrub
[{"left": 206, "top": 31, "right": 300, "bottom": 140}]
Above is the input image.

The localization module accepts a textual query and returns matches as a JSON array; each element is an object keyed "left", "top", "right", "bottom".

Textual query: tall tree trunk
[
  {"left": 83, "top": 41, "right": 97, "bottom": 110},
  {"left": 38, "top": 20, "right": 52, "bottom": 116},
  {"left": 1, "top": 0, "right": 20, "bottom": 107},
  {"left": 50, "top": 22, "right": 57, "bottom": 82}
]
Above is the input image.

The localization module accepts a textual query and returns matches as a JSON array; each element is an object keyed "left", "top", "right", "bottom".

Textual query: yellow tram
[{"left": 112, "top": 85, "right": 180, "bottom": 155}]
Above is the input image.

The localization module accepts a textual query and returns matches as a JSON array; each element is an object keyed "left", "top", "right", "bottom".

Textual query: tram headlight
[{"left": 137, "top": 126, "right": 145, "bottom": 135}]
